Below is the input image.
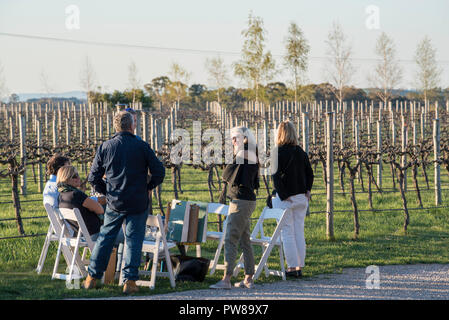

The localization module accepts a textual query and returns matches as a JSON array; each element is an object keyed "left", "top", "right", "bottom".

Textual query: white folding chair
[
  {"left": 233, "top": 207, "right": 288, "bottom": 281},
  {"left": 39, "top": 204, "right": 86, "bottom": 277},
  {"left": 119, "top": 214, "right": 176, "bottom": 289},
  {"left": 36, "top": 215, "right": 58, "bottom": 274},
  {"left": 205, "top": 203, "right": 230, "bottom": 275},
  {"left": 51, "top": 207, "right": 95, "bottom": 283}
]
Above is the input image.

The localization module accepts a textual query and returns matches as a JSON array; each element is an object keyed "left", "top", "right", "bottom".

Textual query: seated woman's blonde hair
[
  {"left": 276, "top": 121, "right": 299, "bottom": 146},
  {"left": 56, "top": 165, "right": 79, "bottom": 185}
]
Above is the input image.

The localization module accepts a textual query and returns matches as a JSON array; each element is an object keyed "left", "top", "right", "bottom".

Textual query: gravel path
[{"left": 95, "top": 264, "right": 449, "bottom": 300}]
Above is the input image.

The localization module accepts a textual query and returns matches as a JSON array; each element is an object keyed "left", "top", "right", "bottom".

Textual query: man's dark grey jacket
[{"left": 88, "top": 131, "right": 165, "bottom": 214}]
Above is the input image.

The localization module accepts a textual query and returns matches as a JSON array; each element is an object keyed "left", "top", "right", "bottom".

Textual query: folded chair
[
  {"left": 119, "top": 214, "right": 176, "bottom": 289},
  {"left": 51, "top": 206, "right": 95, "bottom": 283},
  {"left": 36, "top": 207, "right": 60, "bottom": 274},
  {"left": 233, "top": 207, "right": 289, "bottom": 281},
  {"left": 204, "top": 203, "right": 230, "bottom": 275}
]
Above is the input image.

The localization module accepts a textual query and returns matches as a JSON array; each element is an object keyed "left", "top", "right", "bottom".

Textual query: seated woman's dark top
[{"left": 58, "top": 185, "right": 101, "bottom": 236}]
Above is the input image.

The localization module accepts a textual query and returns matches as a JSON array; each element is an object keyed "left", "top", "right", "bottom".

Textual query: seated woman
[
  {"left": 56, "top": 165, "right": 104, "bottom": 240},
  {"left": 43, "top": 153, "right": 70, "bottom": 208}
]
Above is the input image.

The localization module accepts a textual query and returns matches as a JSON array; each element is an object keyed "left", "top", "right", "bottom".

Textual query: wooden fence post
[
  {"left": 302, "top": 112, "right": 309, "bottom": 154},
  {"left": 433, "top": 118, "right": 441, "bottom": 205},
  {"left": 19, "top": 115, "right": 27, "bottom": 196},
  {"left": 401, "top": 116, "right": 407, "bottom": 192},
  {"left": 377, "top": 120, "right": 382, "bottom": 190},
  {"left": 66, "top": 117, "right": 71, "bottom": 145},
  {"left": 37, "top": 119, "right": 43, "bottom": 193},
  {"left": 326, "top": 112, "right": 334, "bottom": 241}
]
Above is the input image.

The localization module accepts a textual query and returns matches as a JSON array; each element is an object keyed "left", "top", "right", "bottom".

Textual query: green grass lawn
[{"left": 1, "top": 163, "right": 449, "bottom": 299}]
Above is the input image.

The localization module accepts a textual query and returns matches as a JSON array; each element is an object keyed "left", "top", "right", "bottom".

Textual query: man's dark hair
[{"left": 47, "top": 154, "right": 70, "bottom": 176}]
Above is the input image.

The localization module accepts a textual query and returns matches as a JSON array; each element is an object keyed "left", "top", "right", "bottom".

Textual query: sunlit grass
[{"left": 0, "top": 162, "right": 449, "bottom": 299}]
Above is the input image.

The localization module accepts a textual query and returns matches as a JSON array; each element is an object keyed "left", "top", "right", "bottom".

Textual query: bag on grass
[{"left": 171, "top": 255, "right": 210, "bottom": 282}]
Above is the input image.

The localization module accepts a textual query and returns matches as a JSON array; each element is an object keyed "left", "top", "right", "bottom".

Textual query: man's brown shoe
[
  {"left": 83, "top": 275, "right": 97, "bottom": 290},
  {"left": 123, "top": 280, "right": 139, "bottom": 294}
]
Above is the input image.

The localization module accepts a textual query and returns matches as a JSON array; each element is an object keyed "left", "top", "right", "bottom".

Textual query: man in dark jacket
[{"left": 83, "top": 111, "right": 165, "bottom": 294}]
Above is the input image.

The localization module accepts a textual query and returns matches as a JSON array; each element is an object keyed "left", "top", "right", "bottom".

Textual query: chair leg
[
  {"left": 52, "top": 233, "right": 64, "bottom": 280},
  {"left": 163, "top": 242, "right": 176, "bottom": 288},
  {"left": 68, "top": 234, "right": 82, "bottom": 284},
  {"left": 150, "top": 247, "right": 160, "bottom": 289},
  {"left": 36, "top": 225, "right": 53, "bottom": 274},
  {"left": 279, "top": 244, "right": 286, "bottom": 280},
  {"left": 254, "top": 242, "right": 276, "bottom": 281},
  {"left": 81, "top": 247, "right": 88, "bottom": 261},
  {"left": 209, "top": 238, "right": 224, "bottom": 275}
]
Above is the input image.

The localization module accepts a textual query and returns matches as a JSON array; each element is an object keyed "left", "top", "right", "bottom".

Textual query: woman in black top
[
  {"left": 271, "top": 121, "right": 313, "bottom": 278},
  {"left": 210, "top": 127, "right": 259, "bottom": 290},
  {"left": 57, "top": 165, "right": 104, "bottom": 239}
]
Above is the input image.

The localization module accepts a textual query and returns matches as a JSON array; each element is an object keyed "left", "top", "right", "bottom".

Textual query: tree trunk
[
  {"left": 207, "top": 168, "right": 214, "bottom": 203},
  {"left": 262, "top": 174, "right": 270, "bottom": 196},
  {"left": 172, "top": 167, "right": 178, "bottom": 199},
  {"left": 154, "top": 185, "right": 164, "bottom": 216},
  {"left": 213, "top": 165, "right": 221, "bottom": 191},
  {"left": 412, "top": 165, "right": 423, "bottom": 208},
  {"left": 338, "top": 161, "right": 346, "bottom": 196},
  {"left": 349, "top": 173, "right": 359, "bottom": 239},
  {"left": 421, "top": 161, "right": 430, "bottom": 189},
  {"left": 177, "top": 166, "right": 183, "bottom": 194},
  {"left": 367, "top": 166, "right": 373, "bottom": 210},
  {"left": 390, "top": 162, "right": 396, "bottom": 190},
  {"left": 11, "top": 173, "right": 25, "bottom": 236},
  {"left": 396, "top": 169, "right": 410, "bottom": 232}
]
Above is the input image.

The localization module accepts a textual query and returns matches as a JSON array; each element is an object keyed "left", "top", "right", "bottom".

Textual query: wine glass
[
  {"left": 145, "top": 226, "right": 158, "bottom": 241},
  {"left": 167, "top": 222, "right": 175, "bottom": 240}
]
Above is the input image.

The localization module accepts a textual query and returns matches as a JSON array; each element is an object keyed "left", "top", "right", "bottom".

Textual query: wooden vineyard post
[
  {"left": 99, "top": 114, "right": 104, "bottom": 141},
  {"left": 142, "top": 112, "right": 148, "bottom": 143},
  {"left": 52, "top": 114, "right": 58, "bottom": 148},
  {"left": 302, "top": 112, "right": 309, "bottom": 154},
  {"left": 401, "top": 116, "right": 407, "bottom": 192},
  {"left": 9, "top": 116, "right": 14, "bottom": 141},
  {"left": 37, "top": 119, "right": 44, "bottom": 193},
  {"left": 433, "top": 117, "right": 441, "bottom": 205},
  {"left": 420, "top": 110, "right": 425, "bottom": 141},
  {"left": 340, "top": 118, "right": 345, "bottom": 149},
  {"left": 377, "top": 121, "right": 382, "bottom": 190},
  {"left": 326, "top": 112, "right": 334, "bottom": 241},
  {"left": 19, "top": 115, "right": 27, "bottom": 196},
  {"left": 136, "top": 111, "right": 141, "bottom": 138},
  {"left": 66, "top": 117, "right": 71, "bottom": 145},
  {"left": 79, "top": 113, "right": 84, "bottom": 144},
  {"left": 86, "top": 116, "right": 91, "bottom": 146}
]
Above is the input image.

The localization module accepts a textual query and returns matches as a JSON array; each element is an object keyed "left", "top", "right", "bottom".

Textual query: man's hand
[
  {"left": 306, "top": 191, "right": 311, "bottom": 201},
  {"left": 98, "top": 196, "right": 107, "bottom": 206}
]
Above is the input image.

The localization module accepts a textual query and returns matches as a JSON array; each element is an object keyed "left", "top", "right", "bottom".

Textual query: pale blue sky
[{"left": 0, "top": 0, "right": 448, "bottom": 94}]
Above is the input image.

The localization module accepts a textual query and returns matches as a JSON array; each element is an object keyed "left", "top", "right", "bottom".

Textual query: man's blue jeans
[{"left": 88, "top": 205, "right": 148, "bottom": 282}]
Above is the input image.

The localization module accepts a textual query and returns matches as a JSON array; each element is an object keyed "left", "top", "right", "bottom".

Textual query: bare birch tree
[
  {"left": 234, "top": 12, "right": 276, "bottom": 102},
  {"left": 0, "top": 60, "right": 8, "bottom": 102},
  {"left": 324, "top": 21, "right": 355, "bottom": 105},
  {"left": 284, "top": 22, "right": 310, "bottom": 103},
  {"left": 169, "top": 62, "right": 190, "bottom": 107},
  {"left": 79, "top": 55, "right": 97, "bottom": 104},
  {"left": 205, "top": 56, "right": 229, "bottom": 105},
  {"left": 368, "top": 32, "right": 402, "bottom": 106},
  {"left": 414, "top": 35, "right": 442, "bottom": 104},
  {"left": 40, "top": 68, "right": 56, "bottom": 105},
  {"left": 128, "top": 60, "right": 141, "bottom": 104}
]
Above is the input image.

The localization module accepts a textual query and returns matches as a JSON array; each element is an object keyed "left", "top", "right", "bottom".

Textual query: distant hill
[
  {"left": 363, "top": 88, "right": 419, "bottom": 97},
  {"left": 17, "top": 91, "right": 87, "bottom": 102}
]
